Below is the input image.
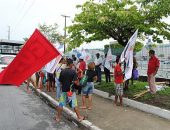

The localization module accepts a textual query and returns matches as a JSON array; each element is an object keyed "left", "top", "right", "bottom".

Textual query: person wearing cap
[
  {"left": 79, "top": 56, "right": 86, "bottom": 73},
  {"left": 55, "top": 58, "right": 85, "bottom": 122}
]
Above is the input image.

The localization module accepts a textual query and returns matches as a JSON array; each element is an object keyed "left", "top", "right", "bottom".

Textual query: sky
[
  {"left": 0, "top": 0, "right": 170, "bottom": 49},
  {"left": 0, "top": 0, "right": 86, "bottom": 40}
]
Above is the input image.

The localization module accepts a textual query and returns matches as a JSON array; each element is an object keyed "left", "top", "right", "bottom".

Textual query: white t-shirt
[{"left": 94, "top": 57, "right": 103, "bottom": 68}]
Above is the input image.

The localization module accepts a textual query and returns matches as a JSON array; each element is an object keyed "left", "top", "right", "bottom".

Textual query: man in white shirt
[{"left": 94, "top": 53, "right": 103, "bottom": 83}]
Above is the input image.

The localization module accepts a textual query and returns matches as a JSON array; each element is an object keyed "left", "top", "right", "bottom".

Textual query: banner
[
  {"left": 0, "top": 29, "right": 60, "bottom": 86},
  {"left": 45, "top": 55, "right": 62, "bottom": 73},
  {"left": 120, "top": 30, "right": 138, "bottom": 81},
  {"left": 44, "top": 44, "right": 62, "bottom": 73},
  {"left": 104, "top": 47, "right": 112, "bottom": 70}
]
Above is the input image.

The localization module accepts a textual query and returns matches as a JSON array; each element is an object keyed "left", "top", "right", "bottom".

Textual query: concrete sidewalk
[{"left": 45, "top": 90, "right": 170, "bottom": 130}]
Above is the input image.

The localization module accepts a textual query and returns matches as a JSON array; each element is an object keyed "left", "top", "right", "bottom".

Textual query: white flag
[
  {"left": 120, "top": 29, "right": 138, "bottom": 81},
  {"left": 45, "top": 55, "right": 62, "bottom": 73},
  {"left": 45, "top": 44, "right": 62, "bottom": 73},
  {"left": 81, "top": 49, "right": 93, "bottom": 63},
  {"left": 104, "top": 47, "right": 112, "bottom": 70}
]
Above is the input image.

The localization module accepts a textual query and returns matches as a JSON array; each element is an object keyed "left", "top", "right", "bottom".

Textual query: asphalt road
[{"left": 0, "top": 85, "right": 80, "bottom": 130}]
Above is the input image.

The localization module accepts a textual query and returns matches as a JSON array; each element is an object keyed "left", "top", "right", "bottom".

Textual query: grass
[{"left": 95, "top": 80, "right": 170, "bottom": 110}]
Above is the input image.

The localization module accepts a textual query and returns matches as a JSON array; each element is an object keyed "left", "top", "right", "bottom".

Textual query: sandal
[
  {"left": 54, "top": 117, "right": 60, "bottom": 122},
  {"left": 88, "top": 107, "right": 92, "bottom": 110},
  {"left": 80, "top": 106, "right": 87, "bottom": 109},
  {"left": 78, "top": 116, "right": 85, "bottom": 122}
]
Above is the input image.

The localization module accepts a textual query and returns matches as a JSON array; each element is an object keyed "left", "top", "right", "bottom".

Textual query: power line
[
  {"left": 13, "top": 0, "right": 36, "bottom": 30},
  {"left": 8, "top": 0, "right": 28, "bottom": 26}
]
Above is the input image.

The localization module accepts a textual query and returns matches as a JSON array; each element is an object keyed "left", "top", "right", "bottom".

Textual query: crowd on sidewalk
[{"left": 27, "top": 49, "right": 159, "bottom": 122}]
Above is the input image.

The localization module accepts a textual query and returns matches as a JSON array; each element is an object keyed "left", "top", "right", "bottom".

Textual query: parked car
[
  {"left": 0, "top": 55, "right": 15, "bottom": 72},
  {"left": 163, "top": 61, "right": 170, "bottom": 64}
]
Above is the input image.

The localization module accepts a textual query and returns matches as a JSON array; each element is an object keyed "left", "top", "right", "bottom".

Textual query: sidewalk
[{"left": 45, "top": 90, "right": 170, "bottom": 130}]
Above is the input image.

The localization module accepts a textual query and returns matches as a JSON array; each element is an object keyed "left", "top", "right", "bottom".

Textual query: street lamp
[{"left": 61, "top": 15, "right": 70, "bottom": 53}]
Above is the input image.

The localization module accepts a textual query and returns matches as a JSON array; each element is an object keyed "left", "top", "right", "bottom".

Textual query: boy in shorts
[
  {"left": 55, "top": 58, "right": 85, "bottom": 122},
  {"left": 114, "top": 56, "right": 124, "bottom": 106}
]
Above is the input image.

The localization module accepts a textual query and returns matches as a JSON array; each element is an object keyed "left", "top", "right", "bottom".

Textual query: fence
[{"left": 136, "top": 44, "right": 170, "bottom": 79}]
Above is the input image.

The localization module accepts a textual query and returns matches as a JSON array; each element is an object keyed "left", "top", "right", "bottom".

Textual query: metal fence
[{"left": 136, "top": 44, "right": 170, "bottom": 79}]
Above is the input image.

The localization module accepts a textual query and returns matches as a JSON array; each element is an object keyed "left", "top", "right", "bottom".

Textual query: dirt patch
[{"left": 137, "top": 95, "right": 170, "bottom": 110}]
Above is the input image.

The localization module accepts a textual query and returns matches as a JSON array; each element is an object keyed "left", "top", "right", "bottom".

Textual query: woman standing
[{"left": 81, "top": 62, "right": 97, "bottom": 110}]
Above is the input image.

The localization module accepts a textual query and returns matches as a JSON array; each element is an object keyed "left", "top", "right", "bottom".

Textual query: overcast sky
[
  {"left": 0, "top": 0, "right": 169, "bottom": 49},
  {"left": 0, "top": 0, "right": 87, "bottom": 41}
]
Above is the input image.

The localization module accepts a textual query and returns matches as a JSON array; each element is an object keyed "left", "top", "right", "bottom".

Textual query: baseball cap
[{"left": 79, "top": 56, "right": 84, "bottom": 59}]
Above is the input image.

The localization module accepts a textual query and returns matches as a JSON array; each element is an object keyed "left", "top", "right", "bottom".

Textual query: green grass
[
  {"left": 95, "top": 80, "right": 170, "bottom": 99},
  {"left": 95, "top": 79, "right": 170, "bottom": 110}
]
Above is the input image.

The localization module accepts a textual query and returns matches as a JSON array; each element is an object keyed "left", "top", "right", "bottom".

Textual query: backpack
[
  {"left": 79, "top": 71, "right": 88, "bottom": 87},
  {"left": 132, "top": 69, "right": 139, "bottom": 80}
]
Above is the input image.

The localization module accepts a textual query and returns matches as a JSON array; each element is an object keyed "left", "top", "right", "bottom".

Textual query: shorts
[
  {"left": 82, "top": 82, "right": 94, "bottom": 96},
  {"left": 59, "top": 92, "right": 78, "bottom": 108},
  {"left": 47, "top": 73, "right": 55, "bottom": 82},
  {"left": 115, "top": 83, "right": 123, "bottom": 96}
]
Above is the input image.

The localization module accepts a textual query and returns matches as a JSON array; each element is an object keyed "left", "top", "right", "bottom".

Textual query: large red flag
[{"left": 0, "top": 29, "right": 60, "bottom": 86}]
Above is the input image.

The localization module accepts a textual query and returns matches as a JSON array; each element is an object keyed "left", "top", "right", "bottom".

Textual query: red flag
[{"left": 0, "top": 29, "right": 60, "bottom": 86}]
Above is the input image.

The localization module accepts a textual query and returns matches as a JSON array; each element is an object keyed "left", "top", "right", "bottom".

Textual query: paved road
[{"left": 0, "top": 85, "right": 80, "bottom": 130}]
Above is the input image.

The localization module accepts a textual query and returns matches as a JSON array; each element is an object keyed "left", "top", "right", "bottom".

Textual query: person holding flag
[
  {"left": 94, "top": 53, "right": 103, "bottom": 83},
  {"left": 114, "top": 56, "right": 124, "bottom": 106},
  {"left": 119, "top": 30, "right": 138, "bottom": 90},
  {"left": 104, "top": 47, "right": 113, "bottom": 83}
]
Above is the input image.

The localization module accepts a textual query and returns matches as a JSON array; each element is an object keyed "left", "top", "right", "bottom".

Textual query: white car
[{"left": 0, "top": 55, "right": 15, "bottom": 72}]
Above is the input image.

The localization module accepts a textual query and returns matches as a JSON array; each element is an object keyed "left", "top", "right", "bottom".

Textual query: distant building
[
  {"left": 0, "top": 39, "right": 24, "bottom": 55},
  {"left": 136, "top": 43, "right": 170, "bottom": 60}
]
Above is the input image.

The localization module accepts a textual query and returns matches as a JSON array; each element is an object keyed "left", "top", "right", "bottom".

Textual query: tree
[
  {"left": 104, "top": 41, "right": 143, "bottom": 55},
  {"left": 68, "top": 0, "right": 170, "bottom": 49},
  {"left": 38, "top": 23, "right": 64, "bottom": 44}
]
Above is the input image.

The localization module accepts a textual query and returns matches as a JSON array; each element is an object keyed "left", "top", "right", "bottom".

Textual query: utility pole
[
  {"left": 8, "top": 26, "right": 10, "bottom": 40},
  {"left": 61, "top": 15, "right": 70, "bottom": 53}
]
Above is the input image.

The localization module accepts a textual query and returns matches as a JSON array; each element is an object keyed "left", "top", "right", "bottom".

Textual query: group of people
[{"left": 26, "top": 49, "right": 160, "bottom": 122}]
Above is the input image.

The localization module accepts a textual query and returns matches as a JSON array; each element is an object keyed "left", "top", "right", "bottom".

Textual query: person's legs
[
  {"left": 98, "top": 68, "right": 102, "bottom": 82},
  {"left": 124, "top": 79, "right": 129, "bottom": 91},
  {"left": 69, "top": 92, "right": 85, "bottom": 121},
  {"left": 88, "top": 95, "right": 92, "bottom": 109},
  {"left": 74, "top": 107, "right": 85, "bottom": 121},
  {"left": 35, "top": 72, "right": 40, "bottom": 88},
  {"left": 95, "top": 67, "right": 99, "bottom": 82},
  {"left": 27, "top": 78, "right": 31, "bottom": 93},
  {"left": 55, "top": 106, "right": 63, "bottom": 122},
  {"left": 52, "top": 81, "right": 55, "bottom": 92},
  {"left": 80, "top": 95, "right": 86, "bottom": 108},
  {"left": 55, "top": 92, "right": 66, "bottom": 121},
  {"left": 149, "top": 74, "right": 156, "bottom": 94},
  {"left": 114, "top": 95, "right": 118, "bottom": 106},
  {"left": 78, "top": 85, "right": 82, "bottom": 95},
  {"left": 108, "top": 69, "right": 111, "bottom": 82},
  {"left": 55, "top": 78, "right": 61, "bottom": 100},
  {"left": 131, "top": 77, "right": 134, "bottom": 85},
  {"left": 104, "top": 67, "right": 108, "bottom": 82},
  {"left": 38, "top": 77, "right": 43, "bottom": 90},
  {"left": 119, "top": 83, "right": 123, "bottom": 106},
  {"left": 119, "top": 96, "right": 123, "bottom": 106}
]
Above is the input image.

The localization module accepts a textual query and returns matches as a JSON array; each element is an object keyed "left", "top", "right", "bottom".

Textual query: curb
[
  {"left": 29, "top": 85, "right": 102, "bottom": 130},
  {"left": 94, "top": 89, "right": 170, "bottom": 120}
]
